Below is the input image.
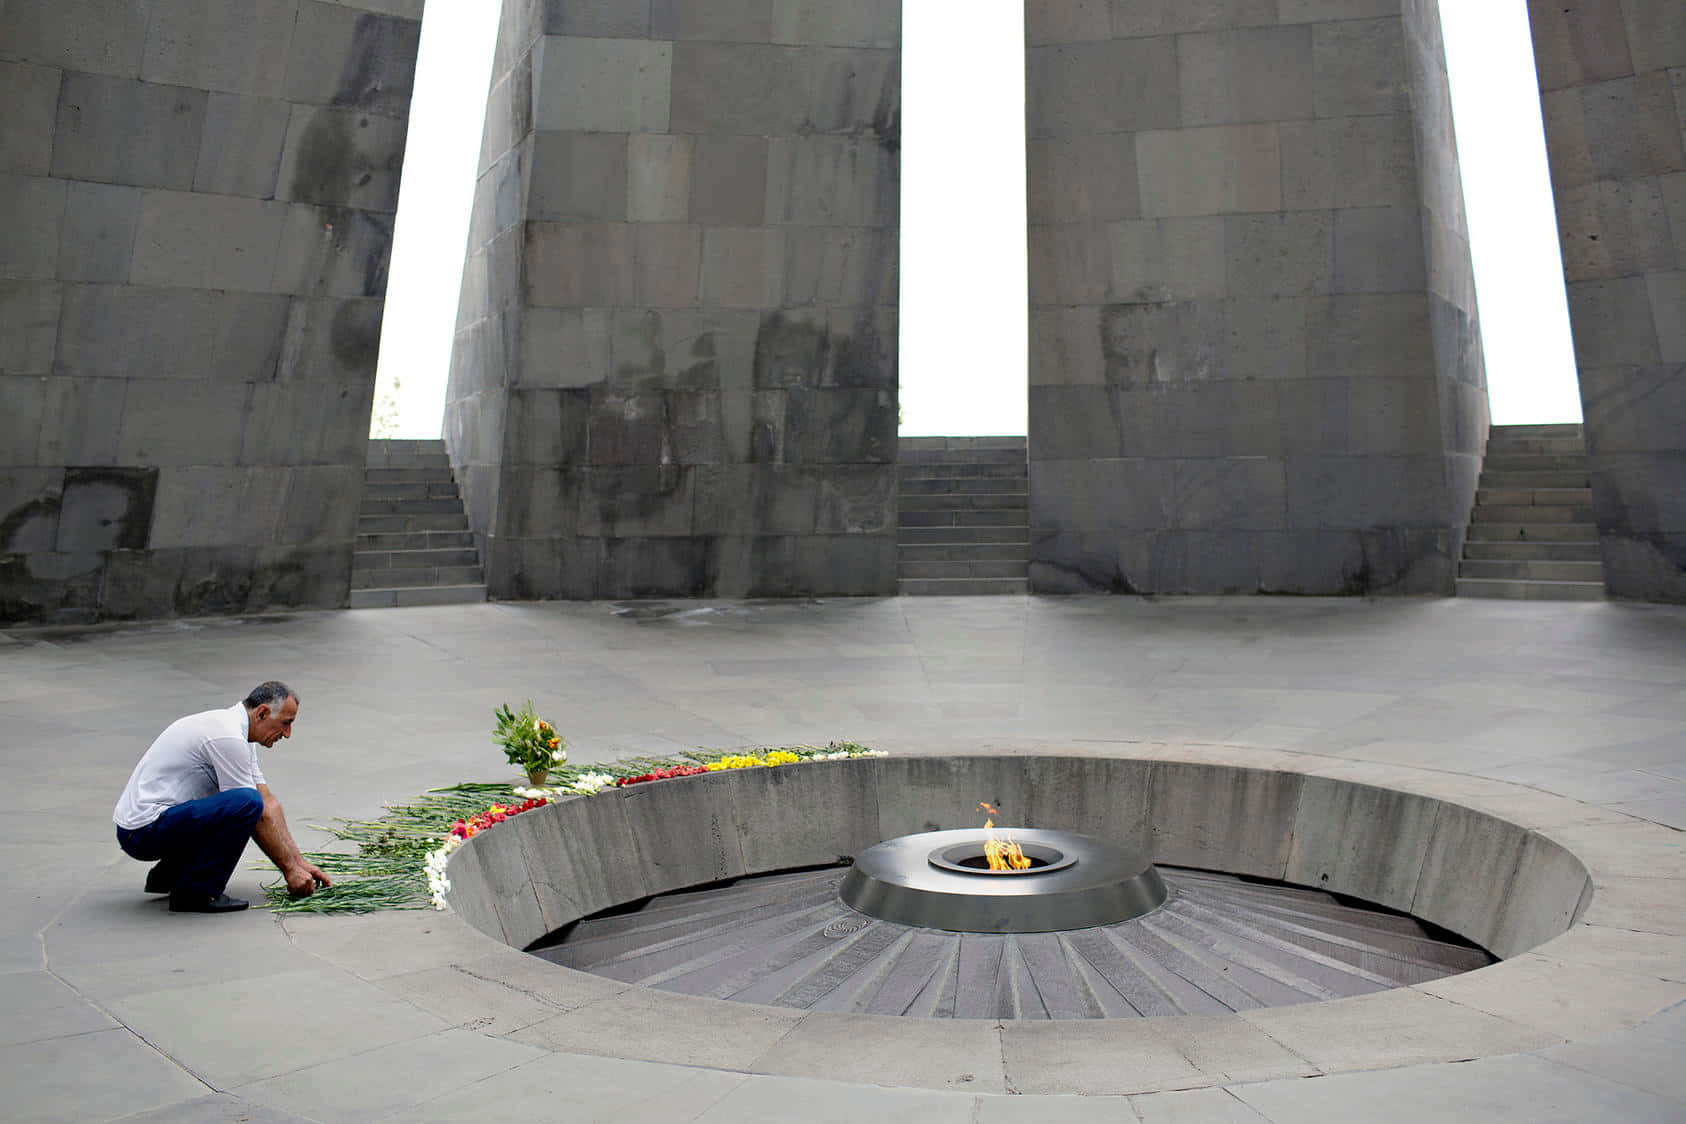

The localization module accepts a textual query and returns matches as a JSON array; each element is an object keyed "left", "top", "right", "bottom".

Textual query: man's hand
[{"left": 283, "top": 860, "right": 332, "bottom": 898}]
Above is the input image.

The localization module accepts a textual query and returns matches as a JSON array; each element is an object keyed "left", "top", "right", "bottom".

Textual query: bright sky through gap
[{"left": 372, "top": 0, "right": 1583, "bottom": 438}]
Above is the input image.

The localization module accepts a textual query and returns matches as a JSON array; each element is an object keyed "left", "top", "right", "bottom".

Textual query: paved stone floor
[{"left": 2, "top": 595, "right": 1684, "bottom": 1122}]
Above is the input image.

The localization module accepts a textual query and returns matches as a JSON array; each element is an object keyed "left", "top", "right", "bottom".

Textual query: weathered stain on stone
[
  {"left": 59, "top": 468, "right": 158, "bottom": 552},
  {"left": 330, "top": 300, "right": 383, "bottom": 369},
  {"left": 753, "top": 312, "right": 836, "bottom": 388},
  {"left": 334, "top": 14, "right": 421, "bottom": 113}
]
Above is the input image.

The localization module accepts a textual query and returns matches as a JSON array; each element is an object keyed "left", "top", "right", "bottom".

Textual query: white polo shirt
[{"left": 113, "top": 702, "right": 268, "bottom": 830}]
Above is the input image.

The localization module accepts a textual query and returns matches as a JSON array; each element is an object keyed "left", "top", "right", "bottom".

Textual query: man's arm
[{"left": 254, "top": 783, "right": 332, "bottom": 896}]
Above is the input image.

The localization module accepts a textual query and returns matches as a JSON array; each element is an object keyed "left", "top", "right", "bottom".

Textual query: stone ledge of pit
[{"left": 445, "top": 751, "right": 1596, "bottom": 960}]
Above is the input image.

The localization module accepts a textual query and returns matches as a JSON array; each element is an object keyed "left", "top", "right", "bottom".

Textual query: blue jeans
[{"left": 116, "top": 788, "right": 264, "bottom": 897}]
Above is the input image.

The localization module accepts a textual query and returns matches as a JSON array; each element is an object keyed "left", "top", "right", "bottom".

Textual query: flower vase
[{"left": 526, "top": 768, "right": 548, "bottom": 787}]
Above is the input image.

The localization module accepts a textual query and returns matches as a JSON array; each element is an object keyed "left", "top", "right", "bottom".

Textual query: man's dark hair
[{"left": 243, "top": 681, "right": 298, "bottom": 711}]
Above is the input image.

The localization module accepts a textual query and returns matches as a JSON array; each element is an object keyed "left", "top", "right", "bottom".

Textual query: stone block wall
[
  {"left": 0, "top": 0, "right": 421, "bottom": 623},
  {"left": 445, "top": 0, "right": 901, "bottom": 600},
  {"left": 1527, "top": 0, "right": 1686, "bottom": 602},
  {"left": 1023, "top": 0, "right": 1487, "bottom": 595}
]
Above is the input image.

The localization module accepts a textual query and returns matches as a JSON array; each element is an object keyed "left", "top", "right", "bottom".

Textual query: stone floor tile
[
  {"left": 692, "top": 1072, "right": 976, "bottom": 1124},
  {"left": 1417, "top": 953, "right": 1686, "bottom": 1039},
  {"left": 1000, "top": 1018, "right": 1207, "bottom": 1095},
  {"left": 975, "top": 1092, "right": 1134, "bottom": 1121},
  {"left": 1534, "top": 925, "right": 1686, "bottom": 983},
  {"left": 382, "top": 1051, "right": 748, "bottom": 1122},
  {"left": 747, "top": 1010, "right": 1006, "bottom": 1093},
  {"left": 1237, "top": 988, "right": 1561, "bottom": 1072},
  {"left": 112, "top": 1092, "right": 319, "bottom": 1122},
  {"left": 1129, "top": 1086, "right": 1274, "bottom": 1123},
  {"left": 1541, "top": 1026, "right": 1686, "bottom": 1105},
  {"left": 375, "top": 963, "right": 567, "bottom": 1037},
  {"left": 1232, "top": 1053, "right": 1681, "bottom": 1123},
  {"left": 279, "top": 909, "right": 503, "bottom": 981},
  {"left": 233, "top": 1027, "right": 545, "bottom": 1123},
  {"left": 508, "top": 986, "right": 804, "bottom": 1069},
  {"left": 107, "top": 967, "right": 447, "bottom": 1088},
  {"left": 0, "top": 969, "right": 118, "bottom": 1046},
  {"left": 0, "top": 1027, "right": 207, "bottom": 1124}
]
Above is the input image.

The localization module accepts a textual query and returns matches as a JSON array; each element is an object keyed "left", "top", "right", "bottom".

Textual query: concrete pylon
[
  {"left": 1024, "top": 0, "right": 1488, "bottom": 595},
  {"left": 445, "top": 1, "right": 901, "bottom": 599},
  {"left": 1527, "top": 0, "right": 1686, "bottom": 602},
  {"left": 0, "top": 0, "right": 422, "bottom": 623}
]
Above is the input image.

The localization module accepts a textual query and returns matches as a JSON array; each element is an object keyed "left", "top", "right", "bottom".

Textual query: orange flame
[{"left": 979, "top": 803, "right": 1032, "bottom": 871}]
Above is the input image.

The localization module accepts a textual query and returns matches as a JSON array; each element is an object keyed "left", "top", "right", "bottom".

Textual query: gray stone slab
[
  {"left": 626, "top": 132, "right": 691, "bottom": 222},
  {"left": 140, "top": 0, "right": 297, "bottom": 96},
  {"left": 282, "top": 1, "right": 420, "bottom": 116},
  {"left": 130, "top": 191, "right": 287, "bottom": 292},
  {"left": 1279, "top": 115, "right": 1418, "bottom": 211},
  {"left": 750, "top": 1011, "right": 1006, "bottom": 1092},
  {"left": 0, "top": 0, "right": 151, "bottom": 78},
  {"left": 233, "top": 1028, "right": 546, "bottom": 1124},
  {"left": 652, "top": 0, "right": 774, "bottom": 43},
  {"left": 194, "top": 92, "right": 292, "bottom": 198},
  {"left": 0, "top": 173, "right": 66, "bottom": 279},
  {"left": 1026, "top": 37, "right": 1181, "bottom": 137},
  {"left": 51, "top": 71, "right": 206, "bottom": 190},
  {"left": 0, "top": 61, "right": 60, "bottom": 176},
  {"left": 1177, "top": 25, "right": 1314, "bottom": 127},
  {"left": 1285, "top": 776, "right": 1439, "bottom": 911},
  {"left": 1149, "top": 763, "right": 1301, "bottom": 877},
  {"left": 1236, "top": 1052, "right": 1678, "bottom": 1123},
  {"left": 0, "top": 1027, "right": 209, "bottom": 1123},
  {"left": 533, "top": 35, "right": 671, "bottom": 134},
  {"left": 528, "top": 131, "right": 628, "bottom": 223},
  {"left": 510, "top": 986, "right": 803, "bottom": 1069},
  {"left": 0, "top": 280, "right": 62, "bottom": 376},
  {"left": 56, "top": 180, "right": 141, "bottom": 284},
  {"left": 1136, "top": 124, "right": 1282, "bottom": 217}
]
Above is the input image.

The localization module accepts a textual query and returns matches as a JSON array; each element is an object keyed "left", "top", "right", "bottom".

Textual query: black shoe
[
  {"left": 169, "top": 891, "right": 249, "bottom": 914},
  {"left": 144, "top": 862, "right": 177, "bottom": 894}
]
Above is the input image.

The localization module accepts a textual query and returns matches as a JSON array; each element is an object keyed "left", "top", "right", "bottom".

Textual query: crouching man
[{"left": 113, "top": 681, "right": 331, "bottom": 913}]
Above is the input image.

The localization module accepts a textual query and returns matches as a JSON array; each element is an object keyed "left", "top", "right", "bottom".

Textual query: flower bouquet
[{"left": 492, "top": 700, "right": 567, "bottom": 785}]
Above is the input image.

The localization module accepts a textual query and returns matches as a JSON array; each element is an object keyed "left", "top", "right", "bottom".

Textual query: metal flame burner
[{"left": 840, "top": 828, "right": 1167, "bottom": 933}]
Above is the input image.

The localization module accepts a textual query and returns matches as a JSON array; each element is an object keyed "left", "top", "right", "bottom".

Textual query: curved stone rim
[
  {"left": 423, "top": 747, "right": 1686, "bottom": 1095},
  {"left": 842, "top": 827, "right": 1165, "bottom": 931}
]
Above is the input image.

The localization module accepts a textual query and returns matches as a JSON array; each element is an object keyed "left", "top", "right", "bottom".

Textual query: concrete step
[
  {"left": 365, "top": 466, "right": 455, "bottom": 484},
  {"left": 1465, "top": 522, "right": 1600, "bottom": 542},
  {"left": 898, "top": 526, "right": 1030, "bottom": 545},
  {"left": 898, "top": 559, "right": 1028, "bottom": 580},
  {"left": 899, "top": 436, "right": 1027, "bottom": 453},
  {"left": 1479, "top": 469, "right": 1593, "bottom": 489},
  {"left": 1485, "top": 436, "right": 1586, "bottom": 456},
  {"left": 1457, "top": 559, "right": 1606, "bottom": 582},
  {"left": 897, "top": 448, "right": 1029, "bottom": 466},
  {"left": 899, "top": 475, "right": 1027, "bottom": 496},
  {"left": 1469, "top": 504, "right": 1595, "bottom": 523},
  {"left": 1488, "top": 423, "right": 1583, "bottom": 439},
  {"left": 350, "top": 584, "right": 489, "bottom": 609},
  {"left": 357, "top": 498, "right": 465, "bottom": 516},
  {"left": 358, "top": 513, "right": 471, "bottom": 534},
  {"left": 898, "top": 462, "right": 1030, "bottom": 480},
  {"left": 1480, "top": 454, "right": 1589, "bottom": 472},
  {"left": 356, "top": 530, "right": 477, "bottom": 552},
  {"left": 898, "top": 492, "right": 1029, "bottom": 512},
  {"left": 898, "top": 543, "right": 1028, "bottom": 563},
  {"left": 1461, "top": 540, "right": 1602, "bottom": 562},
  {"left": 899, "top": 577, "right": 1029, "bottom": 595},
  {"left": 363, "top": 480, "right": 461, "bottom": 502},
  {"left": 1455, "top": 577, "right": 1605, "bottom": 601},
  {"left": 351, "top": 564, "right": 483, "bottom": 590},
  {"left": 1476, "top": 487, "right": 1593, "bottom": 507},
  {"left": 354, "top": 547, "right": 480, "bottom": 570},
  {"left": 898, "top": 509, "right": 1028, "bottom": 529}
]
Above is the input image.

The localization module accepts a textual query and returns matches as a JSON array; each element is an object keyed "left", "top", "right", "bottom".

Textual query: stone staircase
[
  {"left": 1457, "top": 423, "right": 1605, "bottom": 601},
  {"left": 897, "top": 437, "right": 1029, "bottom": 595},
  {"left": 350, "top": 439, "right": 488, "bottom": 608}
]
